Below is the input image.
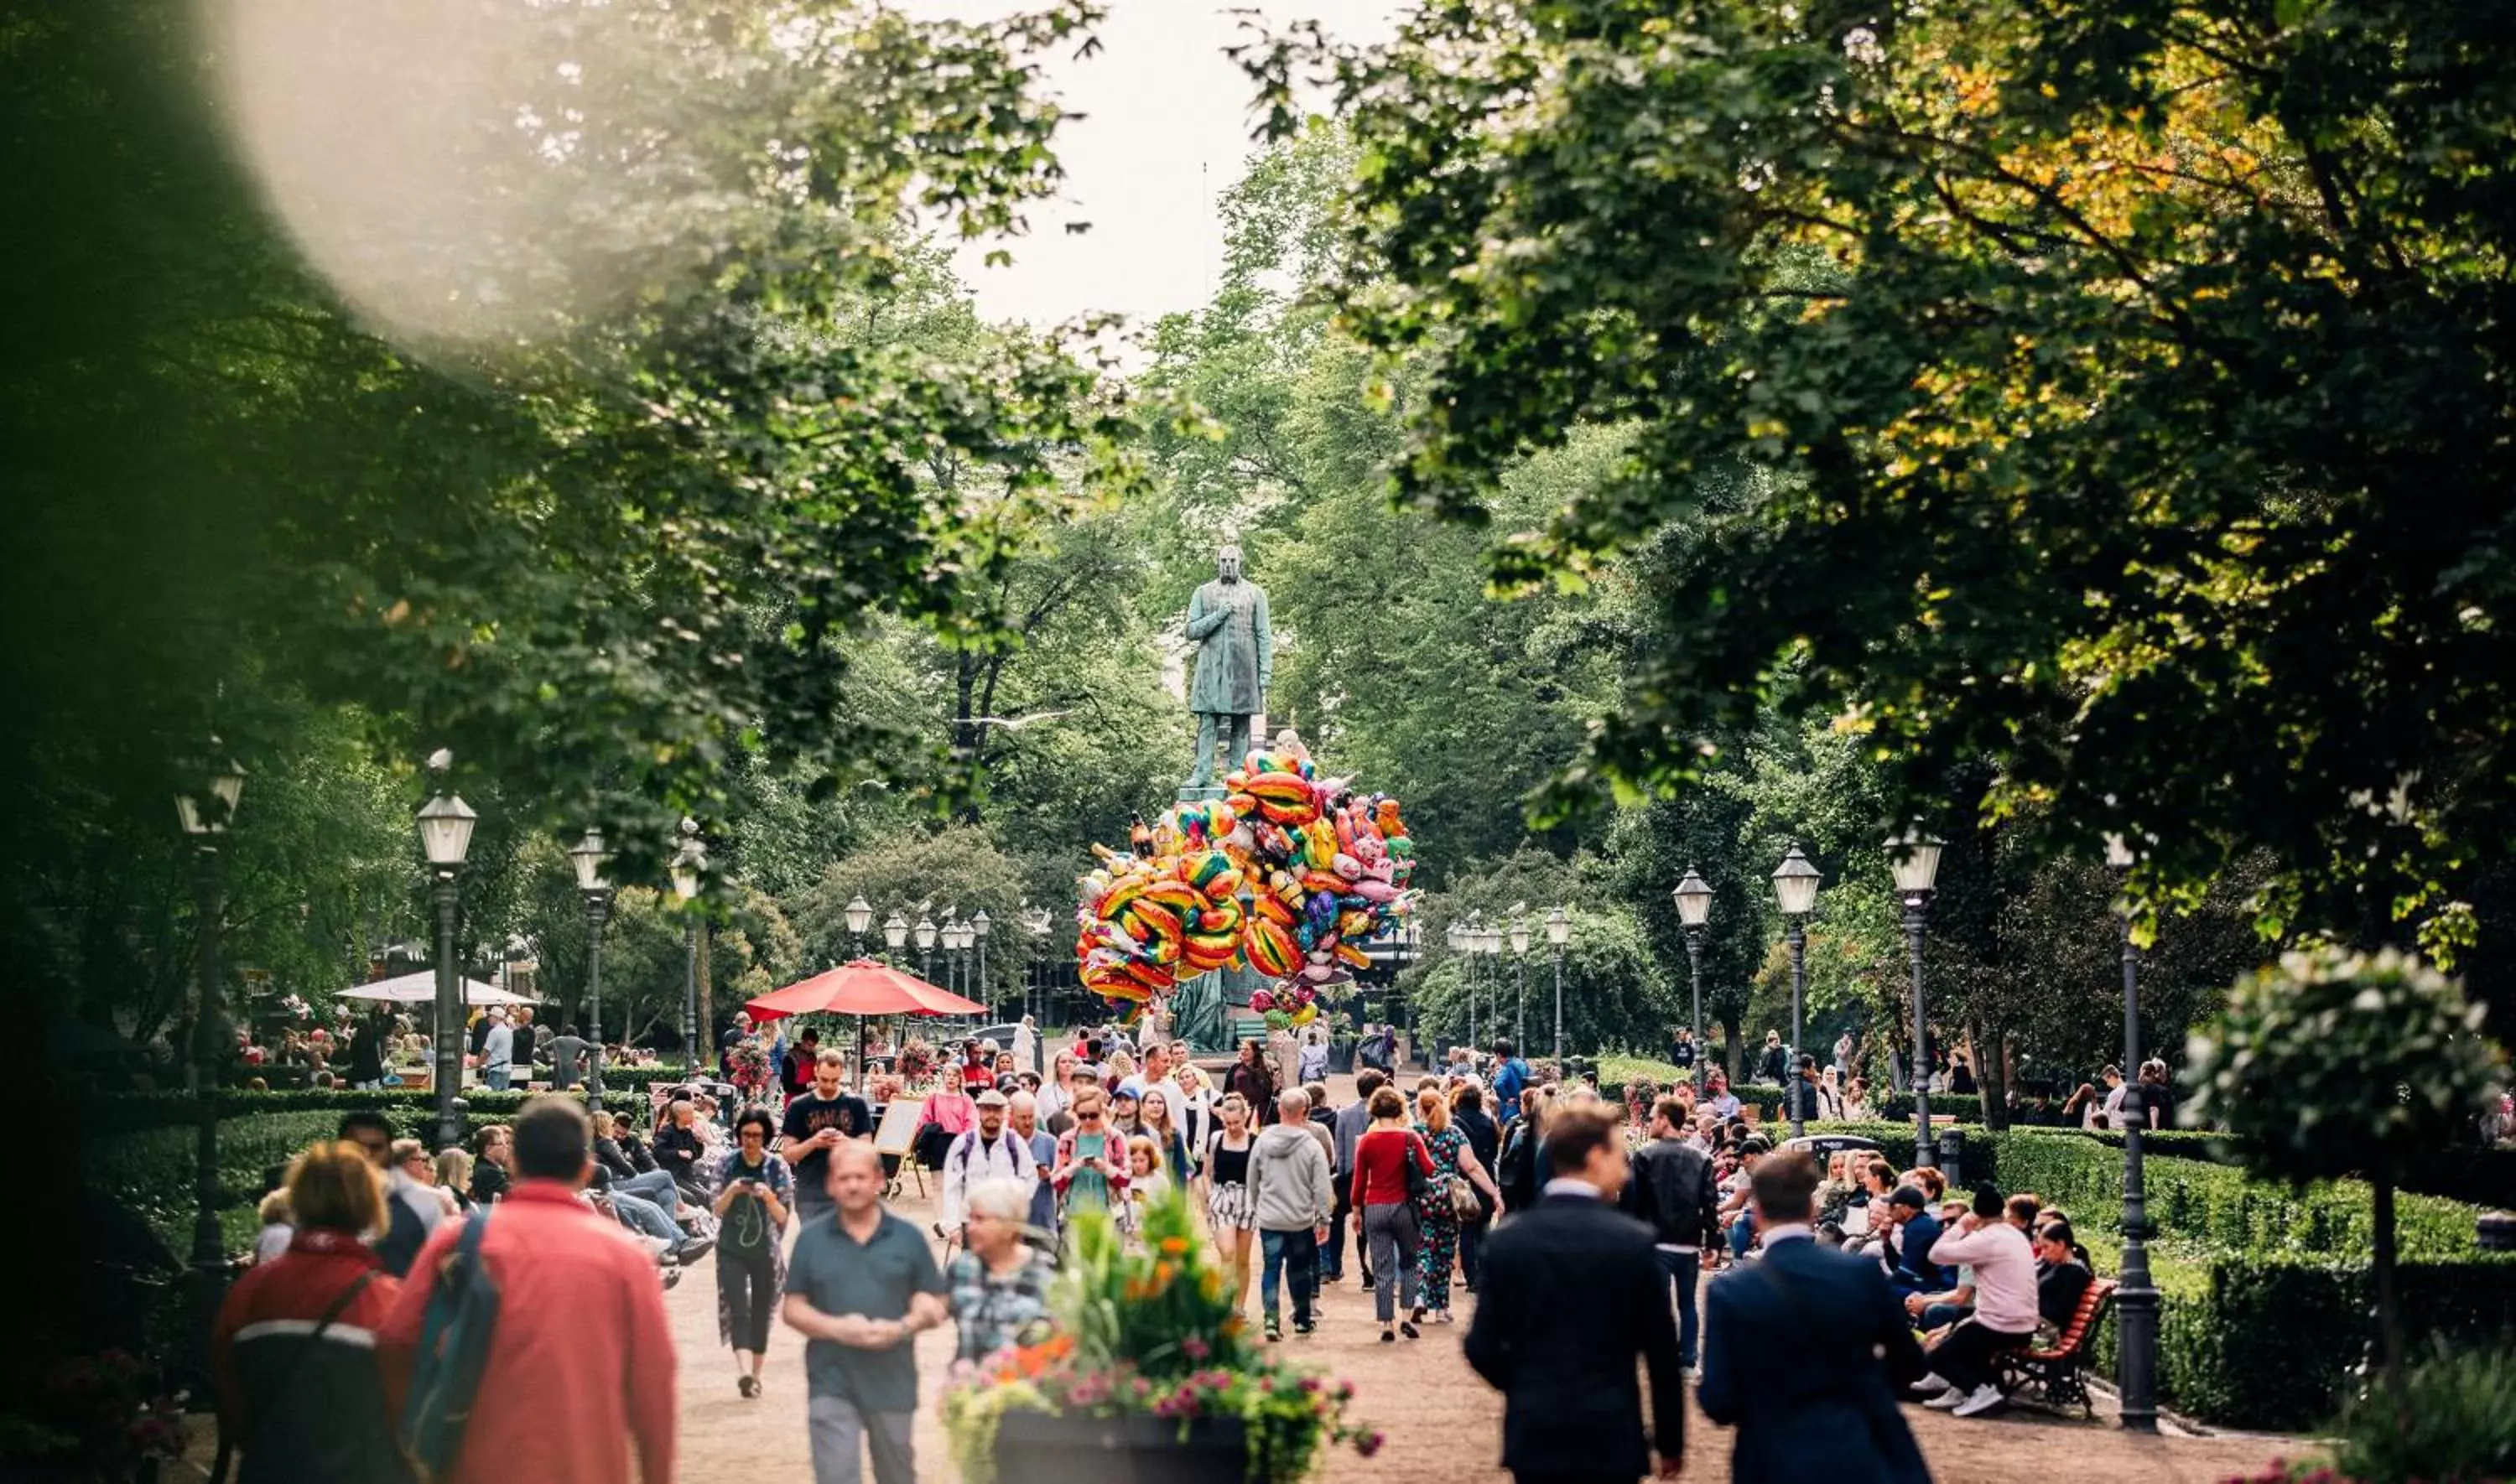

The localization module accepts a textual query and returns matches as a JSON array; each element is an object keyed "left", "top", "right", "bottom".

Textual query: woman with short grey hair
[{"left": 945, "top": 1177, "right": 1056, "bottom": 1362}]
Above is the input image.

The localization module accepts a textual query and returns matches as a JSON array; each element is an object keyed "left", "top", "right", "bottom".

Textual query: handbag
[
  {"left": 1401, "top": 1132, "right": 1431, "bottom": 1202},
  {"left": 1448, "top": 1172, "right": 1484, "bottom": 1222}
]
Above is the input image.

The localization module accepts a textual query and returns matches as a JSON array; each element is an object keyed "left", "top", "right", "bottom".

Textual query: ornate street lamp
[
  {"left": 671, "top": 820, "right": 707, "bottom": 1077},
  {"left": 882, "top": 911, "right": 908, "bottom": 969},
  {"left": 570, "top": 829, "right": 614, "bottom": 1115},
  {"left": 845, "top": 895, "right": 874, "bottom": 960},
  {"left": 1546, "top": 906, "right": 1572, "bottom": 1067},
  {"left": 972, "top": 909, "right": 991, "bottom": 1015},
  {"left": 1671, "top": 868, "right": 1713, "bottom": 1094},
  {"left": 915, "top": 913, "right": 938, "bottom": 983},
  {"left": 1771, "top": 845, "right": 1822, "bottom": 1137},
  {"left": 1887, "top": 825, "right": 1944, "bottom": 1170},
  {"left": 414, "top": 760, "right": 476, "bottom": 1150},
  {"left": 178, "top": 745, "right": 246, "bottom": 1293},
  {"left": 2106, "top": 831, "right": 2160, "bottom": 1431}
]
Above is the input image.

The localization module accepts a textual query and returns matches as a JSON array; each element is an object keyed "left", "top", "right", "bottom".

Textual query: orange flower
[{"left": 1159, "top": 1237, "right": 1189, "bottom": 1256}]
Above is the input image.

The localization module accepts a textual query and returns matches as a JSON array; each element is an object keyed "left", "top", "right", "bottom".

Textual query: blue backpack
[{"left": 401, "top": 1210, "right": 499, "bottom": 1478}]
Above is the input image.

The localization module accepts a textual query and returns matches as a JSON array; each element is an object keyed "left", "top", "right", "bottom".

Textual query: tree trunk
[
  {"left": 1973, "top": 1016, "right": 2008, "bottom": 1130},
  {"left": 696, "top": 918, "right": 715, "bottom": 1072},
  {"left": 2373, "top": 1164, "right": 2408, "bottom": 1412},
  {"left": 1718, "top": 1010, "right": 1744, "bottom": 1084}
]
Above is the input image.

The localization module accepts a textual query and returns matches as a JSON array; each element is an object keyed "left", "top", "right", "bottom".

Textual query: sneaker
[
  {"left": 639, "top": 1233, "right": 676, "bottom": 1261},
  {"left": 1359, "top": 1280, "right": 1375, "bottom": 1293},
  {"left": 1294, "top": 1320, "right": 1316, "bottom": 1336},
  {"left": 1912, "top": 1374, "right": 1954, "bottom": 1398},
  {"left": 1952, "top": 1385, "right": 2007, "bottom": 1418},
  {"left": 738, "top": 1375, "right": 759, "bottom": 1399},
  {"left": 1380, "top": 1329, "right": 1396, "bottom": 1344},
  {"left": 1399, "top": 1321, "right": 1421, "bottom": 1340},
  {"left": 1265, "top": 1315, "right": 1282, "bottom": 1342},
  {"left": 1922, "top": 1388, "right": 1970, "bottom": 1410},
  {"left": 674, "top": 1236, "right": 715, "bottom": 1265}
]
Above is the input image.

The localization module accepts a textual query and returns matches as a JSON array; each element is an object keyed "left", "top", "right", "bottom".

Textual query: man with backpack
[
  {"left": 381, "top": 1097, "right": 676, "bottom": 1484},
  {"left": 938, "top": 1089, "right": 1036, "bottom": 1246}
]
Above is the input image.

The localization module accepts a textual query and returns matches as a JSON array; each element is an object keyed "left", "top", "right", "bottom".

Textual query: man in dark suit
[
  {"left": 1623, "top": 1092, "right": 1721, "bottom": 1371},
  {"left": 1466, "top": 1106, "right": 1684, "bottom": 1484},
  {"left": 1700, "top": 1151, "right": 1931, "bottom": 1484}
]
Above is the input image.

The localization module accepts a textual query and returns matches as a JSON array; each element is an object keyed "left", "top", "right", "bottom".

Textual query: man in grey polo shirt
[{"left": 782, "top": 1140, "right": 946, "bottom": 1484}]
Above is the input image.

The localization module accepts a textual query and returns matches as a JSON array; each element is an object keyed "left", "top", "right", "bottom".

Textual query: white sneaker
[
  {"left": 1912, "top": 1374, "right": 1953, "bottom": 1398},
  {"left": 639, "top": 1234, "right": 675, "bottom": 1261},
  {"left": 1922, "top": 1388, "right": 1970, "bottom": 1410},
  {"left": 1951, "top": 1385, "right": 2006, "bottom": 1418}
]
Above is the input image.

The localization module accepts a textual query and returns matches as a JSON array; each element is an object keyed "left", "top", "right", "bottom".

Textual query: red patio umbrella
[{"left": 746, "top": 959, "right": 985, "bottom": 1093}]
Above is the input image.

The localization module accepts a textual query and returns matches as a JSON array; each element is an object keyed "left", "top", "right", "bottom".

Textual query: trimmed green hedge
[
  {"left": 2102, "top": 1253, "right": 2516, "bottom": 1431},
  {"left": 2067, "top": 1127, "right": 2516, "bottom": 1213},
  {"left": 91, "top": 1077, "right": 705, "bottom": 1136},
  {"left": 1993, "top": 1129, "right": 2481, "bottom": 1260}
]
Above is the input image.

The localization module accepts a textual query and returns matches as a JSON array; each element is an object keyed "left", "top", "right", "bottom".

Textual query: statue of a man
[{"left": 1183, "top": 543, "right": 1272, "bottom": 790}]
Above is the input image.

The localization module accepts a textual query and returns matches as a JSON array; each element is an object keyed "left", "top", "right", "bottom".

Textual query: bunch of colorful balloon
[{"left": 1073, "top": 749, "right": 1417, "bottom": 1020}]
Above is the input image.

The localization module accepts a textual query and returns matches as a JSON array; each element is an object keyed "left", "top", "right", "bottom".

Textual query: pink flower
[
  {"left": 1182, "top": 1336, "right": 1211, "bottom": 1360},
  {"left": 1357, "top": 1430, "right": 1385, "bottom": 1459},
  {"left": 1299, "top": 1377, "right": 1322, "bottom": 1393}
]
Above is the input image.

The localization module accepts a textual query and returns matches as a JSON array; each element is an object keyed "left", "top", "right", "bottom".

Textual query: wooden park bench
[{"left": 1995, "top": 1277, "right": 2118, "bottom": 1417}]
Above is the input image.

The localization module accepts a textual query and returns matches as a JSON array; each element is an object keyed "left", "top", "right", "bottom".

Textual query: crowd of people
[{"left": 214, "top": 1015, "right": 2160, "bottom": 1484}]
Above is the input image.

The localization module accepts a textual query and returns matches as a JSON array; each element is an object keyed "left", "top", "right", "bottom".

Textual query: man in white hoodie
[{"left": 1248, "top": 1088, "right": 1336, "bottom": 1341}]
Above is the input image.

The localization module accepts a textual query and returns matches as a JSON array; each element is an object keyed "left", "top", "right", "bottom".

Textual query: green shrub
[
  {"left": 1994, "top": 1130, "right": 2480, "bottom": 1260},
  {"left": 2327, "top": 1341, "right": 2516, "bottom": 1484},
  {"left": 2114, "top": 1255, "right": 2516, "bottom": 1433}
]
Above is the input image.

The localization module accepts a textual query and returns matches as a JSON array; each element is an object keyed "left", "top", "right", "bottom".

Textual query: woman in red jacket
[
  {"left": 212, "top": 1140, "right": 410, "bottom": 1484},
  {"left": 1348, "top": 1085, "right": 1435, "bottom": 1343}
]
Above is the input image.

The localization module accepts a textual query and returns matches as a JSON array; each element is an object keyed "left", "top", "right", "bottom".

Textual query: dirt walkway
[{"left": 665, "top": 1168, "right": 2297, "bottom": 1484}]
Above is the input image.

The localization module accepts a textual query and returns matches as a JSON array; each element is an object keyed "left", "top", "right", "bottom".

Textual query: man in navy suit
[
  {"left": 1700, "top": 1151, "right": 1932, "bottom": 1484},
  {"left": 1466, "top": 1105, "right": 1685, "bottom": 1484}
]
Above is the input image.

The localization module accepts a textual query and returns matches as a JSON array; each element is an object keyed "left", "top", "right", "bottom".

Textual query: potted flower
[{"left": 942, "top": 1191, "right": 1380, "bottom": 1484}]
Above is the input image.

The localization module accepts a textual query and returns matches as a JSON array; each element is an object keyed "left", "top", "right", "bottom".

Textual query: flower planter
[{"left": 994, "top": 1409, "right": 1250, "bottom": 1484}]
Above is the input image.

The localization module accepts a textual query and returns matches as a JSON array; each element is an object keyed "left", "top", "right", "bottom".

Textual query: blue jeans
[
  {"left": 484, "top": 1065, "right": 512, "bottom": 1091},
  {"left": 1654, "top": 1248, "right": 1702, "bottom": 1367},
  {"left": 618, "top": 1169, "right": 683, "bottom": 1215},
  {"left": 1728, "top": 1212, "right": 1755, "bottom": 1260},
  {"left": 1259, "top": 1227, "right": 1319, "bottom": 1326},
  {"left": 611, "top": 1192, "right": 680, "bottom": 1245}
]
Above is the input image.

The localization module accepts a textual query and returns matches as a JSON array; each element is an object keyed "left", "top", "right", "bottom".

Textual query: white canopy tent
[{"left": 336, "top": 969, "right": 538, "bottom": 1007}]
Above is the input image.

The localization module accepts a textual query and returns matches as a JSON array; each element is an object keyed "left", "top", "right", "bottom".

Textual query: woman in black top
[{"left": 1450, "top": 1085, "right": 1501, "bottom": 1291}]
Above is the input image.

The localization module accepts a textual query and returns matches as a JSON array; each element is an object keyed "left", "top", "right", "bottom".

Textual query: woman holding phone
[{"left": 711, "top": 1107, "right": 793, "bottom": 1397}]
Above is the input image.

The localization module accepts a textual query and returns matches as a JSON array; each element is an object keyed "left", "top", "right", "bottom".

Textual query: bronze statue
[{"left": 1183, "top": 543, "right": 1273, "bottom": 791}]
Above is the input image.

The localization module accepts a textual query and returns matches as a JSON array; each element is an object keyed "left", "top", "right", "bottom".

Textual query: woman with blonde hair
[
  {"left": 1172, "top": 1061, "right": 1217, "bottom": 1159},
  {"left": 1138, "top": 1086, "right": 1195, "bottom": 1186},
  {"left": 434, "top": 1147, "right": 476, "bottom": 1212},
  {"left": 1038, "top": 1049, "right": 1080, "bottom": 1128},
  {"left": 1410, "top": 1084, "right": 1500, "bottom": 1325},
  {"left": 1198, "top": 1091, "right": 1260, "bottom": 1310},
  {"left": 212, "top": 1142, "right": 411, "bottom": 1482}
]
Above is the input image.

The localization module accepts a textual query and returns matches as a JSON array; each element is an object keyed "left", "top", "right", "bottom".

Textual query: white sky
[{"left": 933, "top": 0, "right": 1401, "bottom": 331}]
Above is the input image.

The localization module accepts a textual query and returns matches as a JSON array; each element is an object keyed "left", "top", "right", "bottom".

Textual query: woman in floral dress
[{"left": 1411, "top": 1084, "right": 1500, "bottom": 1324}]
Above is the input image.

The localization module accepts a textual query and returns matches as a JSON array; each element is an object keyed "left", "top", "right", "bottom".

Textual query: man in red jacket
[{"left": 381, "top": 1098, "right": 676, "bottom": 1484}]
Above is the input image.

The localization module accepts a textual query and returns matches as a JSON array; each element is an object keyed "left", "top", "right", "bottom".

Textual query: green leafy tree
[
  {"left": 1239, "top": 0, "right": 2516, "bottom": 1029},
  {"left": 788, "top": 826, "right": 1031, "bottom": 1009},
  {"left": 2187, "top": 948, "right": 2500, "bottom": 1395}
]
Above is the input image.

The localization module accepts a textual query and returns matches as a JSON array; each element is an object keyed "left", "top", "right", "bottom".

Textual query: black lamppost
[
  {"left": 670, "top": 820, "right": 706, "bottom": 1077},
  {"left": 177, "top": 747, "right": 246, "bottom": 1291},
  {"left": 845, "top": 895, "right": 874, "bottom": 960},
  {"left": 2106, "top": 831, "right": 2160, "bottom": 1431},
  {"left": 882, "top": 911, "right": 908, "bottom": 969},
  {"left": 915, "top": 913, "right": 937, "bottom": 983},
  {"left": 1475, "top": 922, "right": 1503, "bottom": 1049},
  {"left": 570, "top": 829, "right": 614, "bottom": 1115},
  {"left": 944, "top": 918, "right": 972, "bottom": 998},
  {"left": 1772, "top": 845, "right": 1822, "bottom": 1139},
  {"left": 1023, "top": 905, "right": 1053, "bottom": 1029},
  {"left": 1508, "top": 916, "right": 1530, "bottom": 1047},
  {"left": 1546, "top": 906, "right": 1571, "bottom": 1067},
  {"left": 414, "top": 761, "right": 477, "bottom": 1151},
  {"left": 1887, "top": 826, "right": 1944, "bottom": 1170},
  {"left": 972, "top": 910, "right": 991, "bottom": 1014},
  {"left": 1671, "top": 868, "right": 1713, "bottom": 1095}
]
